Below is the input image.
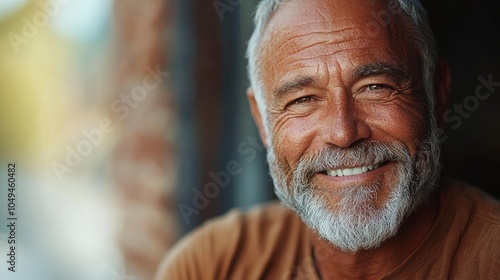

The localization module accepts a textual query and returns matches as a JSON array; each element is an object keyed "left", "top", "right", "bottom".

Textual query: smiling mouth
[{"left": 320, "top": 162, "right": 385, "bottom": 177}]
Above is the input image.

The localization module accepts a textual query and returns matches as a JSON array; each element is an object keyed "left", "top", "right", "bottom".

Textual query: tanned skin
[{"left": 247, "top": 0, "right": 451, "bottom": 278}]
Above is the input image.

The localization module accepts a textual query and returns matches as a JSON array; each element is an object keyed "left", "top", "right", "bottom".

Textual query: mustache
[{"left": 294, "top": 140, "right": 412, "bottom": 180}]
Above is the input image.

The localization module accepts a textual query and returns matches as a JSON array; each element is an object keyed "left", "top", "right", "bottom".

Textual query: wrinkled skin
[{"left": 247, "top": 0, "right": 450, "bottom": 278}]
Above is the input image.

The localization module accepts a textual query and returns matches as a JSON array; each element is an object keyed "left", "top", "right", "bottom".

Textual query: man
[{"left": 156, "top": 0, "right": 500, "bottom": 279}]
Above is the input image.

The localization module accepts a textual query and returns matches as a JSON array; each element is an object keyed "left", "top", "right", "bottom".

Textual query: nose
[{"left": 320, "top": 90, "right": 371, "bottom": 148}]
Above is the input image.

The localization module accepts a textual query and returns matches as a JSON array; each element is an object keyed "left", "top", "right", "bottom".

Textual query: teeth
[
  {"left": 343, "top": 168, "right": 353, "bottom": 176},
  {"left": 353, "top": 167, "right": 363, "bottom": 174},
  {"left": 326, "top": 163, "right": 382, "bottom": 177}
]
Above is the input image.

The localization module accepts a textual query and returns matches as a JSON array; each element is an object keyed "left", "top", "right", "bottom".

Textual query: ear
[
  {"left": 434, "top": 58, "right": 451, "bottom": 128},
  {"left": 247, "top": 88, "right": 269, "bottom": 148}
]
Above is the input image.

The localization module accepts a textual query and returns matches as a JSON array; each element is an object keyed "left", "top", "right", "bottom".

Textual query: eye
[
  {"left": 354, "top": 83, "right": 397, "bottom": 101},
  {"left": 286, "top": 96, "right": 314, "bottom": 108},
  {"left": 293, "top": 96, "right": 313, "bottom": 104},
  {"left": 367, "top": 84, "right": 390, "bottom": 91}
]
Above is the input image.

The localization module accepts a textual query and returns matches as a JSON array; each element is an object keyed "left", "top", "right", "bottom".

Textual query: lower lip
[{"left": 313, "top": 161, "right": 395, "bottom": 187}]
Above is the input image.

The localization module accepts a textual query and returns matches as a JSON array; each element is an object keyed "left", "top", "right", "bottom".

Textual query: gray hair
[{"left": 246, "top": 0, "right": 439, "bottom": 138}]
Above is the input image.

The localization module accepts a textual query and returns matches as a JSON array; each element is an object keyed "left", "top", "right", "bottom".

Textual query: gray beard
[{"left": 266, "top": 129, "right": 441, "bottom": 252}]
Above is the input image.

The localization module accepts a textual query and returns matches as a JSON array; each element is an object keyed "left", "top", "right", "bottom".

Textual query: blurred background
[{"left": 0, "top": 0, "right": 498, "bottom": 279}]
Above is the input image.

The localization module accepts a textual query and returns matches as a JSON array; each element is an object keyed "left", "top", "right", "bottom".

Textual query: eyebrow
[
  {"left": 352, "top": 62, "right": 410, "bottom": 84},
  {"left": 273, "top": 75, "right": 317, "bottom": 97},
  {"left": 273, "top": 63, "right": 410, "bottom": 97}
]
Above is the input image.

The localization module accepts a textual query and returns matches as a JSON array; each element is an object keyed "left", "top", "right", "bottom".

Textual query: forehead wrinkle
[
  {"left": 283, "top": 41, "right": 372, "bottom": 63},
  {"left": 263, "top": 18, "right": 356, "bottom": 54},
  {"left": 270, "top": 19, "right": 356, "bottom": 40},
  {"left": 277, "top": 25, "right": 358, "bottom": 41},
  {"left": 270, "top": 25, "right": 364, "bottom": 58},
  {"left": 274, "top": 45, "right": 390, "bottom": 72},
  {"left": 326, "top": 59, "right": 347, "bottom": 91}
]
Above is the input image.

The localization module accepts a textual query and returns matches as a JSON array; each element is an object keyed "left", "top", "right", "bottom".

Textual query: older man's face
[
  {"left": 261, "top": 0, "right": 428, "bottom": 204},
  {"left": 253, "top": 0, "right": 440, "bottom": 250}
]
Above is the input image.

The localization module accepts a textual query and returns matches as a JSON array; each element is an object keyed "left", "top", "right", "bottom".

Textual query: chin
[
  {"left": 268, "top": 128, "right": 442, "bottom": 252},
  {"left": 290, "top": 176, "right": 412, "bottom": 252}
]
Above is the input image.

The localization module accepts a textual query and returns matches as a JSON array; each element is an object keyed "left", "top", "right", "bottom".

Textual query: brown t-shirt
[{"left": 156, "top": 180, "right": 500, "bottom": 279}]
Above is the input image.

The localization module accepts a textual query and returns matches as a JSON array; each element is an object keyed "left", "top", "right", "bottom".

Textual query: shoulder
[
  {"left": 443, "top": 179, "right": 500, "bottom": 276},
  {"left": 200, "top": 201, "right": 304, "bottom": 252},
  {"left": 445, "top": 178, "right": 500, "bottom": 224},
  {"left": 155, "top": 202, "right": 306, "bottom": 280}
]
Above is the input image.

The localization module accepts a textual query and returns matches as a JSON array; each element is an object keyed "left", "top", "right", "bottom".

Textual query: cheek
[
  {"left": 363, "top": 102, "right": 428, "bottom": 154},
  {"left": 272, "top": 115, "right": 319, "bottom": 169}
]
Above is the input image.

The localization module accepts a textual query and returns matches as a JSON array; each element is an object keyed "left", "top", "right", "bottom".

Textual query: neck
[{"left": 312, "top": 194, "right": 440, "bottom": 280}]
